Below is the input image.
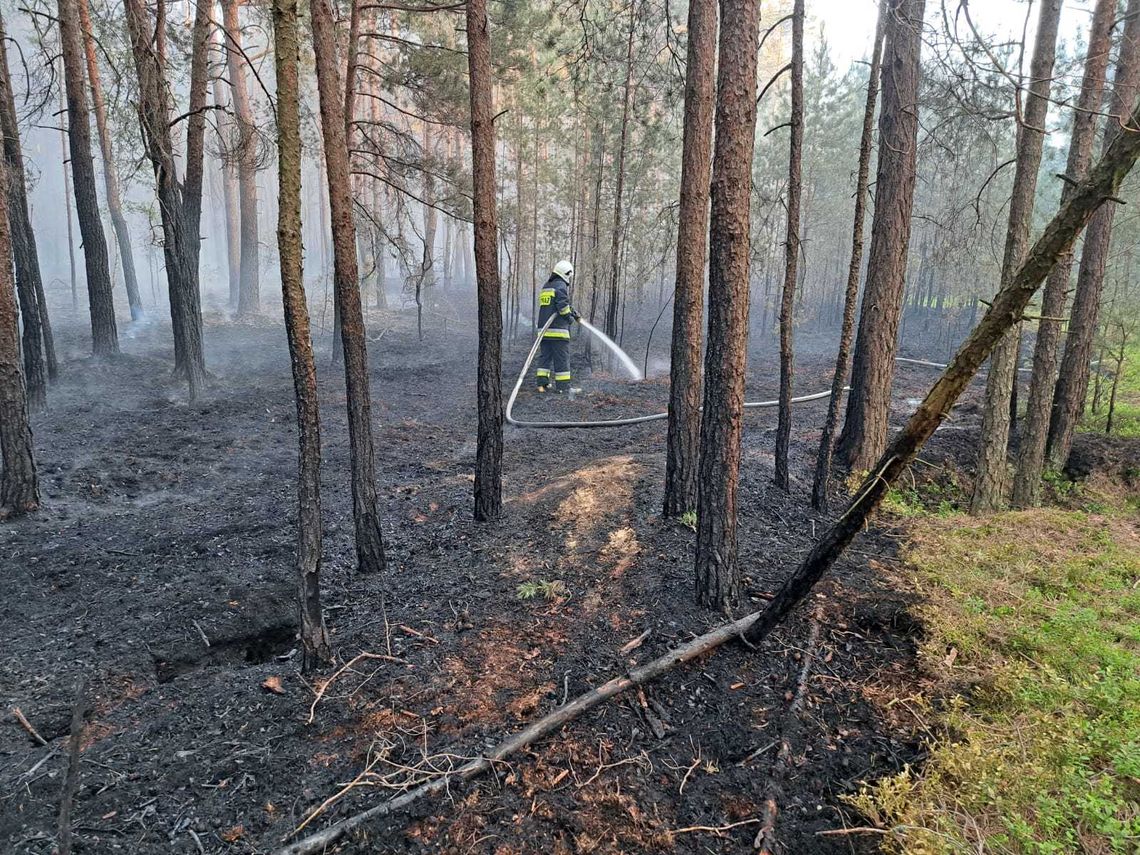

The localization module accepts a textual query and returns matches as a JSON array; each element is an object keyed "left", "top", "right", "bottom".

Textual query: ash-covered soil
[{"left": 2, "top": 296, "right": 987, "bottom": 854}]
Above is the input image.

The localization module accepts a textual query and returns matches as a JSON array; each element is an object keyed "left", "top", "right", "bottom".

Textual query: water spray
[{"left": 505, "top": 318, "right": 844, "bottom": 430}]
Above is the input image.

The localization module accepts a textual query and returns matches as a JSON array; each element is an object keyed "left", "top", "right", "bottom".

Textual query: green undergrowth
[
  {"left": 852, "top": 497, "right": 1140, "bottom": 854},
  {"left": 1082, "top": 342, "right": 1140, "bottom": 439}
]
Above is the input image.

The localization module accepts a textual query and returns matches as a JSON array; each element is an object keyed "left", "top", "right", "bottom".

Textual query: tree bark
[
  {"left": 182, "top": 0, "right": 212, "bottom": 282},
  {"left": 694, "top": 0, "right": 762, "bottom": 612},
  {"left": 745, "top": 87, "right": 1140, "bottom": 645},
  {"left": 76, "top": 0, "right": 143, "bottom": 322},
  {"left": 419, "top": 122, "right": 436, "bottom": 341},
  {"left": 1047, "top": 0, "right": 1140, "bottom": 469},
  {"left": 467, "top": 0, "right": 504, "bottom": 522},
  {"left": 970, "top": 0, "right": 1062, "bottom": 515},
  {"left": 834, "top": 0, "right": 925, "bottom": 473},
  {"left": 0, "top": 157, "right": 37, "bottom": 517},
  {"left": 310, "top": 0, "right": 387, "bottom": 575},
  {"left": 1014, "top": 0, "right": 1113, "bottom": 507},
  {"left": 0, "top": 12, "right": 48, "bottom": 410},
  {"left": 273, "top": 0, "right": 331, "bottom": 672},
  {"left": 58, "top": 0, "right": 118, "bottom": 356},
  {"left": 605, "top": 2, "right": 636, "bottom": 341},
  {"left": 663, "top": 0, "right": 717, "bottom": 518},
  {"left": 211, "top": 21, "right": 242, "bottom": 309},
  {"left": 774, "top": 0, "right": 805, "bottom": 493},
  {"left": 811, "top": 2, "right": 886, "bottom": 511},
  {"left": 124, "top": 0, "right": 207, "bottom": 399},
  {"left": 222, "top": 0, "right": 260, "bottom": 315}
]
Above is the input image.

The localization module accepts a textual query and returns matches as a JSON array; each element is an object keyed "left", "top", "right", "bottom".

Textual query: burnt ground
[{"left": 1, "top": 297, "right": 990, "bottom": 854}]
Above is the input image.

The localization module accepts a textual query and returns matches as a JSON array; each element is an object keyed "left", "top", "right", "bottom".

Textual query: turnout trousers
[{"left": 536, "top": 337, "right": 572, "bottom": 391}]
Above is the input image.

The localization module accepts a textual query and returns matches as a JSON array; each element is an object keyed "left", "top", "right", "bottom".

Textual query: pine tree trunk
[
  {"left": 663, "top": 0, "right": 717, "bottom": 518},
  {"left": 467, "top": 0, "right": 503, "bottom": 522},
  {"left": 182, "top": 0, "right": 212, "bottom": 283},
  {"left": 834, "top": 0, "right": 925, "bottom": 473},
  {"left": 811, "top": 1, "right": 886, "bottom": 511},
  {"left": 124, "top": 0, "right": 206, "bottom": 399},
  {"left": 605, "top": 2, "right": 636, "bottom": 342},
  {"left": 774, "top": 0, "right": 805, "bottom": 493},
  {"left": 0, "top": 12, "right": 48, "bottom": 410},
  {"left": 970, "top": 0, "right": 1062, "bottom": 515},
  {"left": 1047, "top": 0, "right": 1140, "bottom": 469},
  {"left": 222, "top": 0, "right": 260, "bottom": 316},
  {"left": 58, "top": 0, "right": 117, "bottom": 356},
  {"left": 272, "top": 0, "right": 331, "bottom": 672},
  {"left": 694, "top": 0, "right": 762, "bottom": 612},
  {"left": 210, "top": 23, "right": 242, "bottom": 310},
  {"left": 420, "top": 122, "right": 436, "bottom": 341},
  {"left": 60, "top": 104, "right": 78, "bottom": 313},
  {"left": 76, "top": 0, "right": 142, "bottom": 322},
  {"left": 309, "top": 0, "right": 386, "bottom": 575},
  {"left": 0, "top": 157, "right": 37, "bottom": 517}
]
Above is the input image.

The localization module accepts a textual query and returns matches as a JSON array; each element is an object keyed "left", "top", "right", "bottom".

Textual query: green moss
[{"left": 851, "top": 502, "right": 1140, "bottom": 854}]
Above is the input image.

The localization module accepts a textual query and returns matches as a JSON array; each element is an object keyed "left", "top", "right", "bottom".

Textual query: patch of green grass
[
  {"left": 1082, "top": 341, "right": 1140, "bottom": 438},
  {"left": 679, "top": 510, "right": 697, "bottom": 531},
  {"left": 851, "top": 503, "right": 1140, "bottom": 854},
  {"left": 516, "top": 579, "right": 568, "bottom": 600}
]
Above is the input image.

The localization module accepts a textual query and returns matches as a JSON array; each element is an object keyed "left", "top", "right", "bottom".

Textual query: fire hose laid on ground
[{"left": 505, "top": 317, "right": 843, "bottom": 430}]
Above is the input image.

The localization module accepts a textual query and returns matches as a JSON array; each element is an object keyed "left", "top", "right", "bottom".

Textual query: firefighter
[{"left": 535, "top": 260, "right": 580, "bottom": 393}]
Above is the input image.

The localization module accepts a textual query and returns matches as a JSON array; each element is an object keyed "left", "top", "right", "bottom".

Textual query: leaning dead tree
[{"left": 278, "top": 85, "right": 1140, "bottom": 855}]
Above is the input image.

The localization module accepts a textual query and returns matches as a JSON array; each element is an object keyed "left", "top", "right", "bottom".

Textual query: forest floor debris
[{"left": 4, "top": 309, "right": 1119, "bottom": 853}]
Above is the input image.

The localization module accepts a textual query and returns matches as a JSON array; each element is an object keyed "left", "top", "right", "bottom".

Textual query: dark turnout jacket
[{"left": 537, "top": 274, "right": 575, "bottom": 338}]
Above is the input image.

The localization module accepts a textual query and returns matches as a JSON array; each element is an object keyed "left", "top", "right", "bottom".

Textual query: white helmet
[{"left": 553, "top": 259, "right": 574, "bottom": 282}]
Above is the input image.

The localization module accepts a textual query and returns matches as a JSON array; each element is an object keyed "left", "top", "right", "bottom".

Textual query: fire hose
[{"left": 505, "top": 317, "right": 844, "bottom": 430}]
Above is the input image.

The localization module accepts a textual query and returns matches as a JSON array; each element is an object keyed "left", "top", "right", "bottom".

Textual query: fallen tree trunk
[
  {"left": 277, "top": 613, "right": 760, "bottom": 855},
  {"left": 278, "top": 93, "right": 1140, "bottom": 854}
]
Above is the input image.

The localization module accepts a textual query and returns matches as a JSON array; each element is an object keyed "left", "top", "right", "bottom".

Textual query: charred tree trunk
[
  {"left": 970, "top": 0, "right": 1062, "bottom": 515},
  {"left": 58, "top": 0, "right": 117, "bottom": 356},
  {"left": 811, "top": 2, "right": 886, "bottom": 511},
  {"left": 663, "top": 0, "right": 717, "bottom": 518},
  {"left": 222, "top": 0, "right": 260, "bottom": 315},
  {"left": 310, "top": 0, "right": 386, "bottom": 575},
  {"left": 467, "top": 0, "right": 503, "bottom": 522},
  {"left": 272, "top": 0, "right": 331, "bottom": 672},
  {"left": 744, "top": 88, "right": 1140, "bottom": 647},
  {"left": 774, "top": 0, "right": 805, "bottom": 493},
  {"left": 694, "top": 0, "right": 762, "bottom": 612},
  {"left": 60, "top": 105, "right": 77, "bottom": 312},
  {"left": 124, "top": 0, "right": 207, "bottom": 398},
  {"left": 0, "top": 13, "right": 48, "bottom": 409},
  {"left": 834, "top": 0, "right": 926, "bottom": 473},
  {"left": 605, "top": 2, "right": 636, "bottom": 342},
  {"left": 1047, "top": 0, "right": 1140, "bottom": 469},
  {"left": 0, "top": 158, "right": 38, "bottom": 517},
  {"left": 76, "top": 0, "right": 142, "bottom": 321}
]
